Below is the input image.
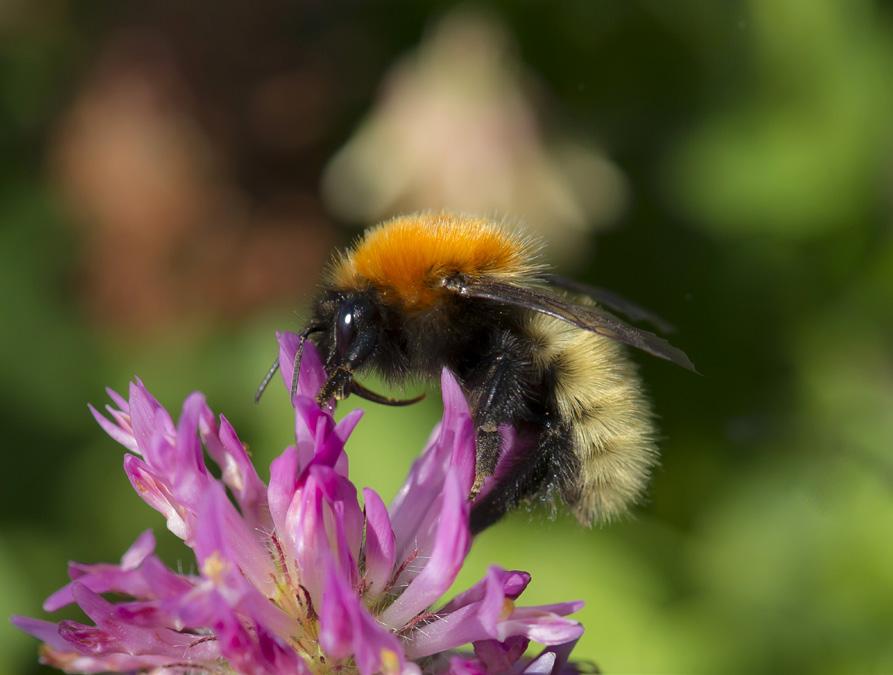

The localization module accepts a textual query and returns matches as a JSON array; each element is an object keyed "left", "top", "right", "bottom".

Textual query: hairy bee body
[
  {"left": 525, "top": 312, "right": 656, "bottom": 524},
  {"left": 276, "top": 213, "right": 688, "bottom": 532}
]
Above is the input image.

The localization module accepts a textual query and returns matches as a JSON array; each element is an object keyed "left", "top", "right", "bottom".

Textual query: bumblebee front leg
[{"left": 466, "top": 331, "right": 533, "bottom": 497}]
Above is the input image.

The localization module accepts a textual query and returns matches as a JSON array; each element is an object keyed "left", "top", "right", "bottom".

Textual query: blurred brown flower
[{"left": 51, "top": 25, "right": 335, "bottom": 333}]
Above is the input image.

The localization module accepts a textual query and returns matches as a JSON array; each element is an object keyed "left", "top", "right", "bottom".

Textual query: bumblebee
[{"left": 257, "top": 213, "right": 694, "bottom": 533}]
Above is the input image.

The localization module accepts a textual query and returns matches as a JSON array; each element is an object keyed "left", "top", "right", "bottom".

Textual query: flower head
[{"left": 13, "top": 331, "right": 584, "bottom": 674}]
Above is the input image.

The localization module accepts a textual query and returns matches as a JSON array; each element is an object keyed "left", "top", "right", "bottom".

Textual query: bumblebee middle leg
[
  {"left": 462, "top": 329, "right": 535, "bottom": 496},
  {"left": 469, "top": 412, "right": 574, "bottom": 534}
]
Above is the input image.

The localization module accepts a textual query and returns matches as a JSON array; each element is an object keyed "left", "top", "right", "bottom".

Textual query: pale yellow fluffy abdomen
[{"left": 527, "top": 311, "right": 658, "bottom": 524}]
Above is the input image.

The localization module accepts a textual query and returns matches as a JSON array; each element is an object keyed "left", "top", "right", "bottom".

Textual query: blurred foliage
[{"left": 2, "top": 1, "right": 893, "bottom": 674}]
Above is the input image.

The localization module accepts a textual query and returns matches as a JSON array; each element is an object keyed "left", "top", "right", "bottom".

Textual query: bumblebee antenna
[
  {"left": 289, "top": 324, "right": 323, "bottom": 404},
  {"left": 254, "top": 324, "right": 323, "bottom": 405},
  {"left": 253, "top": 356, "right": 281, "bottom": 403}
]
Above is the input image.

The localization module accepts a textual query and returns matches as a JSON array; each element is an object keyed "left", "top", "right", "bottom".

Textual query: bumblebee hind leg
[
  {"left": 469, "top": 413, "right": 576, "bottom": 534},
  {"left": 463, "top": 329, "right": 534, "bottom": 496},
  {"left": 460, "top": 326, "right": 579, "bottom": 533}
]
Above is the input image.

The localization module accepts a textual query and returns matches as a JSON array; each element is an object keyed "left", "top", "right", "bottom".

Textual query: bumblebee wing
[
  {"left": 542, "top": 273, "right": 675, "bottom": 333},
  {"left": 444, "top": 276, "right": 696, "bottom": 372}
]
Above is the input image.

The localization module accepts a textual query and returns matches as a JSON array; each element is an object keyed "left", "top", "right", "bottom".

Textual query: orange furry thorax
[{"left": 331, "top": 214, "right": 538, "bottom": 310}]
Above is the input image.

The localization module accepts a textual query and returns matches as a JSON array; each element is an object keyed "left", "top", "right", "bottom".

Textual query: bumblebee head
[
  {"left": 312, "top": 291, "right": 379, "bottom": 404},
  {"left": 299, "top": 288, "right": 423, "bottom": 409}
]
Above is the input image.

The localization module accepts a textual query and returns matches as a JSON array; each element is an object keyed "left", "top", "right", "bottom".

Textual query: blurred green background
[{"left": 3, "top": 1, "right": 893, "bottom": 673}]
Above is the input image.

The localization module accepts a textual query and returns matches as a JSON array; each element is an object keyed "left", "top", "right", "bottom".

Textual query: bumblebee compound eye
[
  {"left": 334, "top": 294, "right": 378, "bottom": 367},
  {"left": 335, "top": 302, "right": 358, "bottom": 358}
]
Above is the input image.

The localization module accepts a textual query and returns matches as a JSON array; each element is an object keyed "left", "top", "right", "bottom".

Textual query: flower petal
[
  {"left": 380, "top": 471, "right": 470, "bottom": 629},
  {"left": 520, "top": 651, "right": 557, "bottom": 674},
  {"left": 175, "top": 392, "right": 211, "bottom": 483},
  {"left": 146, "top": 391, "right": 214, "bottom": 514},
  {"left": 175, "top": 588, "right": 306, "bottom": 675},
  {"left": 446, "top": 656, "right": 488, "bottom": 675},
  {"left": 405, "top": 567, "right": 582, "bottom": 660},
  {"left": 498, "top": 602, "right": 584, "bottom": 645},
  {"left": 319, "top": 558, "right": 406, "bottom": 675},
  {"left": 213, "top": 602, "right": 306, "bottom": 675},
  {"left": 43, "top": 530, "right": 192, "bottom": 612},
  {"left": 438, "top": 369, "right": 477, "bottom": 495},
  {"left": 120, "top": 529, "right": 156, "bottom": 570},
  {"left": 105, "top": 386, "right": 129, "bottom": 411},
  {"left": 403, "top": 570, "right": 504, "bottom": 659},
  {"left": 41, "top": 648, "right": 173, "bottom": 674},
  {"left": 518, "top": 639, "right": 582, "bottom": 675},
  {"left": 202, "top": 412, "right": 271, "bottom": 528},
  {"left": 66, "top": 583, "right": 219, "bottom": 661},
  {"left": 441, "top": 568, "right": 531, "bottom": 613},
  {"left": 285, "top": 471, "right": 329, "bottom": 607},
  {"left": 127, "top": 379, "right": 175, "bottom": 459},
  {"left": 268, "top": 444, "right": 301, "bottom": 537},
  {"left": 475, "top": 636, "right": 529, "bottom": 673},
  {"left": 362, "top": 487, "right": 396, "bottom": 598},
  {"left": 293, "top": 399, "right": 362, "bottom": 475},
  {"left": 286, "top": 466, "right": 361, "bottom": 607},
  {"left": 88, "top": 403, "right": 138, "bottom": 453},
  {"left": 123, "top": 454, "right": 190, "bottom": 540},
  {"left": 389, "top": 370, "right": 475, "bottom": 567},
  {"left": 295, "top": 394, "right": 333, "bottom": 451},
  {"left": 11, "top": 616, "right": 71, "bottom": 651},
  {"left": 191, "top": 483, "right": 279, "bottom": 605},
  {"left": 178, "top": 490, "right": 297, "bottom": 645}
]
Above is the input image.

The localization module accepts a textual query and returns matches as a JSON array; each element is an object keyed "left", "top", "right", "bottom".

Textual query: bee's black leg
[
  {"left": 462, "top": 330, "right": 534, "bottom": 495},
  {"left": 472, "top": 354, "right": 515, "bottom": 493},
  {"left": 470, "top": 413, "right": 572, "bottom": 534}
]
